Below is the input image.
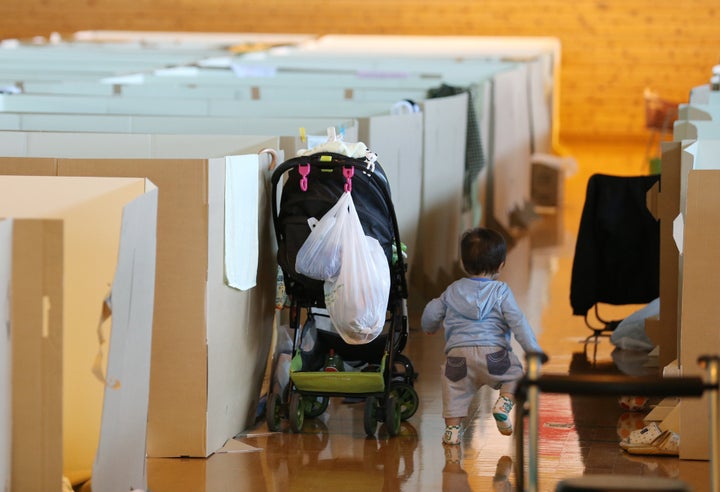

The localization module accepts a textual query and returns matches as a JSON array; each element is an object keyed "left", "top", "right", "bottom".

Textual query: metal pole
[
  {"left": 527, "top": 353, "right": 541, "bottom": 492},
  {"left": 706, "top": 356, "right": 719, "bottom": 492}
]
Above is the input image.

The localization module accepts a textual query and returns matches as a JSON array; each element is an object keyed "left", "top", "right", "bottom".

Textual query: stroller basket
[{"left": 290, "top": 353, "right": 387, "bottom": 394}]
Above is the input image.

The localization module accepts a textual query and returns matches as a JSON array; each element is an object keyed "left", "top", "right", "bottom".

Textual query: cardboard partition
[
  {"left": 673, "top": 120, "right": 720, "bottom": 140},
  {"left": 357, "top": 112, "right": 423, "bottom": 273},
  {"left": 0, "top": 114, "right": 358, "bottom": 151},
  {"left": 653, "top": 139, "right": 720, "bottom": 373},
  {"left": 412, "top": 92, "right": 468, "bottom": 303},
  {"left": 0, "top": 176, "right": 157, "bottom": 490},
  {"left": 2, "top": 219, "right": 63, "bottom": 492},
  {"left": 679, "top": 170, "right": 720, "bottom": 460},
  {"left": 0, "top": 221, "right": 8, "bottom": 492},
  {"left": 0, "top": 132, "right": 280, "bottom": 160},
  {"left": 677, "top": 103, "right": 717, "bottom": 121},
  {"left": 491, "top": 64, "right": 534, "bottom": 233},
  {"left": 0, "top": 93, "right": 400, "bottom": 117},
  {"left": 0, "top": 133, "right": 282, "bottom": 458},
  {"left": 688, "top": 84, "right": 720, "bottom": 106},
  {"left": 0, "top": 115, "right": 420, "bottom": 262},
  {"left": 650, "top": 142, "right": 683, "bottom": 369}
]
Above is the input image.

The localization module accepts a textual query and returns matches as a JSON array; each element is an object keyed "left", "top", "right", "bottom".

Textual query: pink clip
[
  {"left": 343, "top": 166, "right": 354, "bottom": 193},
  {"left": 299, "top": 163, "right": 310, "bottom": 191}
]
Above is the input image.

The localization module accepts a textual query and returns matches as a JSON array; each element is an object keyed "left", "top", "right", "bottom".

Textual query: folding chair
[{"left": 514, "top": 352, "right": 720, "bottom": 492}]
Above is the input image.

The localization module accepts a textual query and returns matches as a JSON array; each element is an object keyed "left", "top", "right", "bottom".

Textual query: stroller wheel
[
  {"left": 393, "top": 354, "right": 417, "bottom": 382},
  {"left": 304, "top": 396, "right": 330, "bottom": 418},
  {"left": 390, "top": 382, "right": 419, "bottom": 420},
  {"left": 266, "top": 392, "right": 283, "bottom": 432},
  {"left": 289, "top": 392, "right": 305, "bottom": 433},
  {"left": 385, "top": 395, "right": 401, "bottom": 437},
  {"left": 364, "top": 396, "right": 378, "bottom": 437}
]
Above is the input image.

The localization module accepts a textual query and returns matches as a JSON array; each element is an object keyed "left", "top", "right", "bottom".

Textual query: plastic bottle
[{"left": 324, "top": 349, "right": 344, "bottom": 372}]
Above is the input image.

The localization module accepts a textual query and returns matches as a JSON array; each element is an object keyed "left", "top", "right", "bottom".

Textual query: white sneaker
[
  {"left": 492, "top": 395, "right": 514, "bottom": 436},
  {"left": 443, "top": 425, "right": 462, "bottom": 445}
]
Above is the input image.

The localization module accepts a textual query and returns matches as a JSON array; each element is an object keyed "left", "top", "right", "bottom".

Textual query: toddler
[{"left": 421, "top": 227, "right": 544, "bottom": 445}]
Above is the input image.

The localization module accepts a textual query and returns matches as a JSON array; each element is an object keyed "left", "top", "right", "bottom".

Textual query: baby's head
[{"left": 460, "top": 228, "right": 507, "bottom": 277}]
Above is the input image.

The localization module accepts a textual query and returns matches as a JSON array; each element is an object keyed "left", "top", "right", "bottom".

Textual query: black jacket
[{"left": 570, "top": 173, "right": 660, "bottom": 316}]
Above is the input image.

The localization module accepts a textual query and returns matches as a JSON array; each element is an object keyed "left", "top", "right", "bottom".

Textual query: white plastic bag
[
  {"left": 295, "top": 192, "right": 351, "bottom": 281},
  {"left": 324, "top": 192, "right": 390, "bottom": 344}
]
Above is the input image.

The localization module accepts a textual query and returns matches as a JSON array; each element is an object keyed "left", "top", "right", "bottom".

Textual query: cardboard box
[
  {"left": 0, "top": 175, "right": 158, "bottom": 491},
  {"left": 58, "top": 156, "right": 279, "bottom": 459},
  {"left": 531, "top": 161, "right": 564, "bottom": 208},
  {"left": 0, "top": 133, "right": 282, "bottom": 458}
]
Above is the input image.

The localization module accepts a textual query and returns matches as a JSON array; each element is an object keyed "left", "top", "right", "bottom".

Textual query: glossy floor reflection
[{"left": 146, "top": 138, "right": 711, "bottom": 491}]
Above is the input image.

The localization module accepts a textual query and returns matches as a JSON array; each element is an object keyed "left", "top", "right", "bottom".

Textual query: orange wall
[{"left": 2, "top": 0, "right": 719, "bottom": 141}]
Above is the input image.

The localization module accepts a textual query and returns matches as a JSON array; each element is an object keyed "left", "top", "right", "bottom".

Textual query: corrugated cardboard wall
[{"left": 1, "top": 0, "right": 718, "bottom": 140}]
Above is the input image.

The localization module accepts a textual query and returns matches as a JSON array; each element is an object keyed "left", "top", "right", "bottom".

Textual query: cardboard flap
[{"left": 92, "top": 187, "right": 158, "bottom": 492}]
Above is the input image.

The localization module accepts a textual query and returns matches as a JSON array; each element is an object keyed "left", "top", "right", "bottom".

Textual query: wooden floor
[{"left": 144, "top": 136, "right": 711, "bottom": 491}]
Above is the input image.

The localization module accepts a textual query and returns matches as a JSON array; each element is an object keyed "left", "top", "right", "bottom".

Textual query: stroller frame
[{"left": 267, "top": 151, "right": 418, "bottom": 437}]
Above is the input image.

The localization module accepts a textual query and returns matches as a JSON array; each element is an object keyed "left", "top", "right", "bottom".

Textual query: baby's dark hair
[{"left": 460, "top": 227, "right": 507, "bottom": 275}]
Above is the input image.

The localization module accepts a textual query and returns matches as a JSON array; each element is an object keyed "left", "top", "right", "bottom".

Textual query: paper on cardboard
[{"left": 224, "top": 155, "right": 259, "bottom": 290}]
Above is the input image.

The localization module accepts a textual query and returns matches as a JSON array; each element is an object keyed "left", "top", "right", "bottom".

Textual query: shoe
[
  {"left": 625, "top": 430, "right": 680, "bottom": 456},
  {"left": 619, "top": 422, "right": 663, "bottom": 450},
  {"left": 443, "top": 425, "right": 462, "bottom": 445},
  {"left": 492, "top": 395, "right": 514, "bottom": 436}
]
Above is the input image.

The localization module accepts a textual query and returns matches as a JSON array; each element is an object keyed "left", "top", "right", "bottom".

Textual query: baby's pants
[{"left": 441, "top": 346, "right": 524, "bottom": 419}]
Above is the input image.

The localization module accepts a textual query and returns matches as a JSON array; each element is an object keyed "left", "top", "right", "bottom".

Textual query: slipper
[
  {"left": 619, "top": 421, "right": 663, "bottom": 450},
  {"left": 625, "top": 430, "right": 680, "bottom": 456}
]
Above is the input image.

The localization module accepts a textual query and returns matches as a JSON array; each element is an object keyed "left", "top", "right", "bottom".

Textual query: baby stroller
[{"left": 267, "top": 146, "right": 419, "bottom": 437}]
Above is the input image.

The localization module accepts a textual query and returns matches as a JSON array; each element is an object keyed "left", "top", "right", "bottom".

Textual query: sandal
[
  {"left": 619, "top": 421, "right": 663, "bottom": 450},
  {"left": 625, "top": 430, "right": 680, "bottom": 456}
]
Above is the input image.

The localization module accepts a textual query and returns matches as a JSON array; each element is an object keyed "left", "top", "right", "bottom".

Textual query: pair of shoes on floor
[
  {"left": 492, "top": 395, "right": 514, "bottom": 436},
  {"left": 443, "top": 424, "right": 462, "bottom": 445},
  {"left": 620, "top": 421, "right": 679, "bottom": 456}
]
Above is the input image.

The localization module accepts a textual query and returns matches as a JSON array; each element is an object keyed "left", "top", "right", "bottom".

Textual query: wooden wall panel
[{"left": 1, "top": 0, "right": 719, "bottom": 141}]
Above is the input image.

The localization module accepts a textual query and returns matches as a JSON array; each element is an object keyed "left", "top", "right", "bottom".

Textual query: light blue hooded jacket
[{"left": 421, "top": 277, "right": 542, "bottom": 355}]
